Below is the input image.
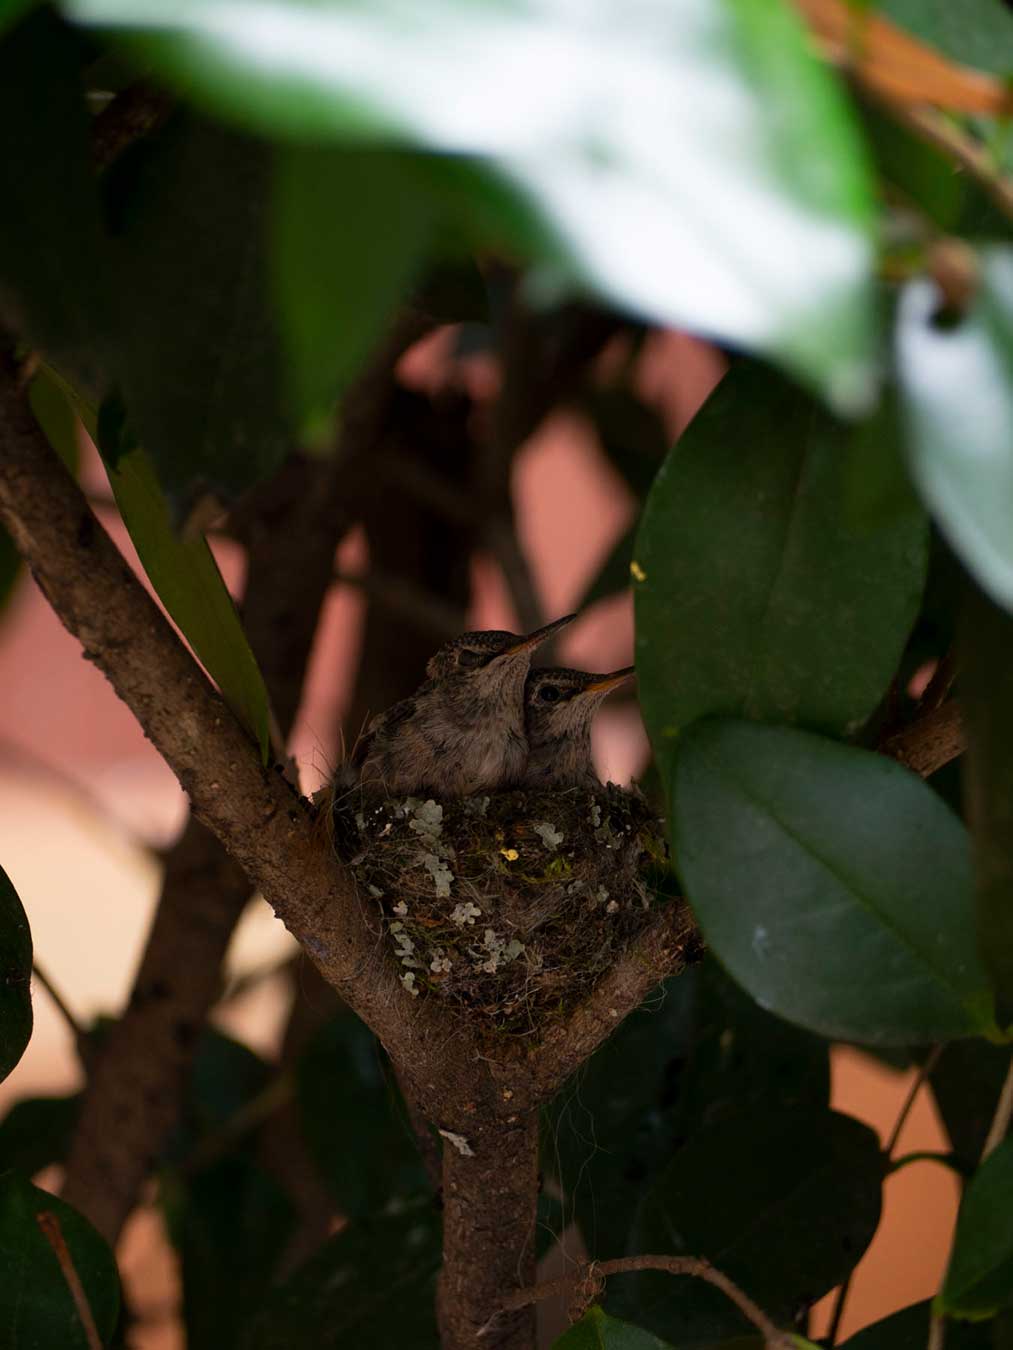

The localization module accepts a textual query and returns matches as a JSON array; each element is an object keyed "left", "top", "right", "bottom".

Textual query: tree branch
[{"left": 880, "top": 700, "right": 964, "bottom": 778}]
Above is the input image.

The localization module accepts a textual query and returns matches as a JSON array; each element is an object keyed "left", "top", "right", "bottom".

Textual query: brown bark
[
  {"left": 879, "top": 700, "right": 964, "bottom": 779},
  {"left": 438, "top": 1112, "right": 540, "bottom": 1350}
]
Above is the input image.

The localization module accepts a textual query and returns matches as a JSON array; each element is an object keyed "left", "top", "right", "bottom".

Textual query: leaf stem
[
  {"left": 35, "top": 1210, "right": 102, "bottom": 1350},
  {"left": 980, "top": 1057, "right": 1013, "bottom": 1162},
  {"left": 32, "top": 960, "right": 83, "bottom": 1044}
]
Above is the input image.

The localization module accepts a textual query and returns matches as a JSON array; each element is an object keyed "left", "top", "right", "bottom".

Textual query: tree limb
[{"left": 880, "top": 700, "right": 964, "bottom": 778}]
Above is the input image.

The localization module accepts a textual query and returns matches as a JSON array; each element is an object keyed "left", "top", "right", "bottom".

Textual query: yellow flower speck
[
  {"left": 630, "top": 560, "right": 647, "bottom": 582},
  {"left": 500, "top": 848, "right": 519, "bottom": 862}
]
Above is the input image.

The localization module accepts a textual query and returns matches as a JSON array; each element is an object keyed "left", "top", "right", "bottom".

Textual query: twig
[
  {"left": 888, "top": 1150, "right": 962, "bottom": 1176},
  {"left": 36, "top": 1211, "right": 103, "bottom": 1350},
  {"left": 90, "top": 82, "right": 174, "bottom": 174},
  {"left": 880, "top": 701, "right": 964, "bottom": 778},
  {"left": 920, "top": 649, "right": 957, "bottom": 715},
  {"left": 497, "top": 1255, "right": 792, "bottom": 1347},
  {"left": 180, "top": 1074, "right": 293, "bottom": 1177},
  {"left": 333, "top": 567, "right": 463, "bottom": 638},
  {"left": 980, "top": 1057, "right": 1013, "bottom": 1162},
  {"left": 827, "top": 1045, "right": 942, "bottom": 1344},
  {"left": 32, "top": 961, "right": 84, "bottom": 1044},
  {"left": 928, "top": 1310, "right": 946, "bottom": 1350}
]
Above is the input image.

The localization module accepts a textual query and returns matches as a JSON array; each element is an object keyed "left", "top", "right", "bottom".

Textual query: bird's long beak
[
  {"left": 502, "top": 613, "right": 577, "bottom": 657},
  {"left": 583, "top": 666, "right": 636, "bottom": 696}
]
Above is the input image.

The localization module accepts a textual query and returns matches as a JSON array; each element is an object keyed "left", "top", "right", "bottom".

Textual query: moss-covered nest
[{"left": 330, "top": 783, "right": 670, "bottom": 1035}]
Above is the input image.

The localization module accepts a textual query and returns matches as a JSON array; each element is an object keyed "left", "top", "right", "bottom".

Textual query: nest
[{"left": 331, "top": 782, "right": 670, "bottom": 1035}]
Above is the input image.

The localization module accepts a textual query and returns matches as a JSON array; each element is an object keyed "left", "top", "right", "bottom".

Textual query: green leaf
[
  {"left": 274, "top": 147, "right": 434, "bottom": 430},
  {"left": 107, "top": 115, "right": 291, "bottom": 516},
  {"left": 0, "top": 10, "right": 110, "bottom": 392},
  {"left": 897, "top": 249, "right": 1013, "bottom": 612},
  {"left": 63, "top": 0, "right": 878, "bottom": 406},
  {"left": 959, "top": 584, "right": 1013, "bottom": 1026},
  {"left": 942, "top": 1138, "right": 1013, "bottom": 1318},
  {"left": 876, "top": 0, "right": 1013, "bottom": 75},
  {"left": 930, "top": 1042, "right": 1013, "bottom": 1176},
  {"left": 246, "top": 1203, "right": 441, "bottom": 1349},
  {"left": 581, "top": 528, "right": 638, "bottom": 612},
  {"left": 0, "top": 1171, "right": 120, "bottom": 1348},
  {"left": 0, "top": 867, "right": 32, "bottom": 1084},
  {"left": 634, "top": 362, "right": 928, "bottom": 750},
  {"left": 671, "top": 719, "right": 993, "bottom": 1045},
  {"left": 611, "top": 1109, "right": 882, "bottom": 1344},
  {"left": 554, "top": 1305, "right": 675, "bottom": 1350},
  {"left": 296, "top": 1010, "right": 428, "bottom": 1218},
  {"left": 0, "top": 1096, "right": 81, "bottom": 1178},
  {"left": 103, "top": 444, "right": 271, "bottom": 760},
  {"left": 843, "top": 1299, "right": 994, "bottom": 1348}
]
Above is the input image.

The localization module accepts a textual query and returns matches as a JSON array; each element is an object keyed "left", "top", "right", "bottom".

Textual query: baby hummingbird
[
  {"left": 521, "top": 666, "right": 636, "bottom": 789},
  {"left": 352, "top": 616, "right": 575, "bottom": 797}
]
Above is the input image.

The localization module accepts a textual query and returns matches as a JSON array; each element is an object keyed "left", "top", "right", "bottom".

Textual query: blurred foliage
[{"left": 2, "top": 0, "right": 1013, "bottom": 1346}]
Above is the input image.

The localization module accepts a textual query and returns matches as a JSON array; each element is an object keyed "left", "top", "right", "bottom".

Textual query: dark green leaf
[
  {"left": 843, "top": 1299, "right": 994, "bottom": 1349},
  {"left": 0, "top": 1, "right": 35, "bottom": 37},
  {"left": 634, "top": 363, "right": 927, "bottom": 751},
  {"left": 274, "top": 147, "right": 434, "bottom": 431},
  {"left": 166, "top": 1026, "right": 274, "bottom": 1164},
  {"left": 0, "top": 866, "right": 32, "bottom": 1084},
  {"left": 959, "top": 583, "right": 1013, "bottom": 1026},
  {"left": 0, "top": 1171, "right": 120, "bottom": 1349},
  {"left": 672, "top": 719, "right": 994, "bottom": 1045},
  {"left": 0, "top": 1096, "right": 80, "bottom": 1177},
  {"left": 65, "top": 0, "right": 878, "bottom": 405},
  {"left": 245, "top": 1202, "right": 441, "bottom": 1350},
  {"left": 877, "top": 0, "right": 1013, "bottom": 74},
  {"left": 581, "top": 528, "right": 637, "bottom": 612},
  {"left": 897, "top": 249, "right": 1013, "bottom": 612},
  {"left": 930, "top": 1042, "right": 1013, "bottom": 1176},
  {"left": 554, "top": 1305, "right": 675, "bottom": 1349},
  {"left": 585, "top": 388, "right": 668, "bottom": 500},
  {"left": 858, "top": 102, "right": 967, "bottom": 231},
  {"left": 102, "top": 444, "right": 271, "bottom": 760},
  {"left": 0, "top": 9, "right": 110, "bottom": 391},
  {"left": 108, "top": 115, "right": 290, "bottom": 516},
  {"left": 942, "top": 1137, "right": 1013, "bottom": 1317},
  {"left": 611, "top": 1110, "right": 882, "bottom": 1344},
  {"left": 0, "top": 530, "right": 18, "bottom": 617},
  {"left": 296, "top": 1010, "right": 428, "bottom": 1218}
]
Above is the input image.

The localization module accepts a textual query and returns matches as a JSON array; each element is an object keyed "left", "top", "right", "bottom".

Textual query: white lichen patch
[
  {"left": 368, "top": 884, "right": 384, "bottom": 899},
  {"left": 410, "top": 799, "right": 444, "bottom": 839},
  {"left": 462, "top": 795, "right": 490, "bottom": 817},
  {"left": 606, "top": 899, "right": 620, "bottom": 914},
  {"left": 430, "top": 949, "right": 452, "bottom": 974},
  {"left": 589, "top": 803, "right": 602, "bottom": 828},
  {"left": 534, "top": 821, "right": 564, "bottom": 849},
  {"left": 401, "top": 971, "right": 419, "bottom": 996},
  {"left": 450, "top": 901, "right": 482, "bottom": 927},
  {"left": 439, "top": 1129, "right": 474, "bottom": 1157},
  {"left": 392, "top": 900, "right": 408, "bottom": 917},
  {"left": 477, "top": 929, "right": 525, "bottom": 974},
  {"left": 594, "top": 886, "right": 610, "bottom": 905},
  {"left": 422, "top": 853, "right": 453, "bottom": 897}
]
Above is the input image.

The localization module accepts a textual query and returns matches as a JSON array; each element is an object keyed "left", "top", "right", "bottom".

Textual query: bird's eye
[
  {"left": 458, "top": 649, "right": 485, "bottom": 669},
  {"left": 539, "top": 685, "right": 561, "bottom": 703}
]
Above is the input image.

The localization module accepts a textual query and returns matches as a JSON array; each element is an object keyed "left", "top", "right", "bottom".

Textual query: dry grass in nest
[{"left": 330, "top": 783, "right": 671, "bottom": 1035}]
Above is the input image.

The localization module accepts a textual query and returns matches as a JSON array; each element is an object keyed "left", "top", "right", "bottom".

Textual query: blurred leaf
[
  {"left": 165, "top": 1027, "right": 274, "bottom": 1164},
  {"left": 858, "top": 101, "right": 967, "bottom": 230},
  {"left": 585, "top": 388, "right": 668, "bottom": 500},
  {"left": 0, "top": 9, "right": 110, "bottom": 391},
  {"left": 581, "top": 528, "right": 637, "bottom": 612},
  {"left": 0, "top": 1096, "right": 80, "bottom": 1177},
  {"left": 877, "top": 0, "right": 1013, "bottom": 74},
  {"left": 960, "top": 583, "right": 1013, "bottom": 1027},
  {"left": 245, "top": 1202, "right": 441, "bottom": 1350},
  {"left": 554, "top": 1305, "right": 675, "bottom": 1349},
  {"left": 897, "top": 248, "right": 1013, "bottom": 612},
  {"left": 296, "top": 1010, "right": 427, "bottom": 1218},
  {"left": 672, "top": 719, "right": 993, "bottom": 1045},
  {"left": 942, "top": 1137, "right": 1013, "bottom": 1318},
  {"left": 101, "top": 442, "right": 271, "bottom": 760},
  {"left": 107, "top": 115, "right": 290, "bottom": 517},
  {"left": 274, "top": 147, "right": 434, "bottom": 430},
  {"left": 634, "top": 362, "right": 928, "bottom": 751},
  {"left": 930, "top": 1041, "right": 1013, "bottom": 1176},
  {"left": 843, "top": 1298, "right": 995, "bottom": 1348},
  {"left": 611, "top": 1110, "right": 882, "bottom": 1344},
  {"left": 64, "top": 0, "right": 878, "bottom": 405},
  {"left": 0, "top": 1171, "right": 120, "bottom": 1348},
  {"left": 0, "top": 0, "right": 35, "bottom": 37},
  {"left": 0, "top": 866, "right": 32, "bottom": 1084}
]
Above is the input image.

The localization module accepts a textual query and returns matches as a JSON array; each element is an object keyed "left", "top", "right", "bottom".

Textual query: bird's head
[
  {"left": 425, "top": 616, "right": 576, "bottom": 695},
  {"left": 524, "top": 666, "right": 636, "bottom": 745}
]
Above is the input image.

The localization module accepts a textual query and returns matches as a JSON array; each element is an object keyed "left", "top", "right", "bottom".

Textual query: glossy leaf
[
  {"left": 634, "top": 363, "right": 927, "bottom": 752},
  {"left": 554, "top": 1305, "right": 674, "bottom": 1350},
  {"left": 246, "top": 1203, "right": 441, "bottom": 1349},
  {"left": 959, "top": 584, "right": 1013, "bottom": 1026},
  {"left": 296, "top": 1010, "right": 428, "bottom": 1218},
  {"left": 672, "top": 719, "right": 993, "bottom": 1045},
  {"left": 0, "top": 1171, "right": 120, "bottom": 1348},
  {"left": 930, "top": 1042, "right": 1013, "bottom": 1176},
  {"left": 897, "top": 249, "right": 1013, "bottom": 612},
  {"left": 108, "top": 115, "right": 290, "bottom": 516},
  {"left": 942, "top": 1138, "right": 1013, "bottom": 1318},
  {"left": 0, "top": 1096, "right": 80, "bottom": 1178},
  {"left": 103, "top": 444, "right": 271, "bottom": 760},
  {"left": 0, "top": 9, "right": 110, "bottom": 392},
  {"left": 843, "top": 1299, "right": 994, "bottom": 1349},
  {"left": 612, "top": 1110, "right": 882, "bottom": 1344},
  {"left": 0, "top": 867, "right": 32, "bottom": 1084},
  {"left": 63, "top": 0, "right": 878, "bottom": 405},
  {"left": 274, "top": 147, "right": 434, "bottom": 429}
]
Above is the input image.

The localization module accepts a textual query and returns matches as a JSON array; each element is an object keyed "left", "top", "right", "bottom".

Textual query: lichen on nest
[{"left": 330, "top": 782, "right": 670, "bottom": 1034}]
